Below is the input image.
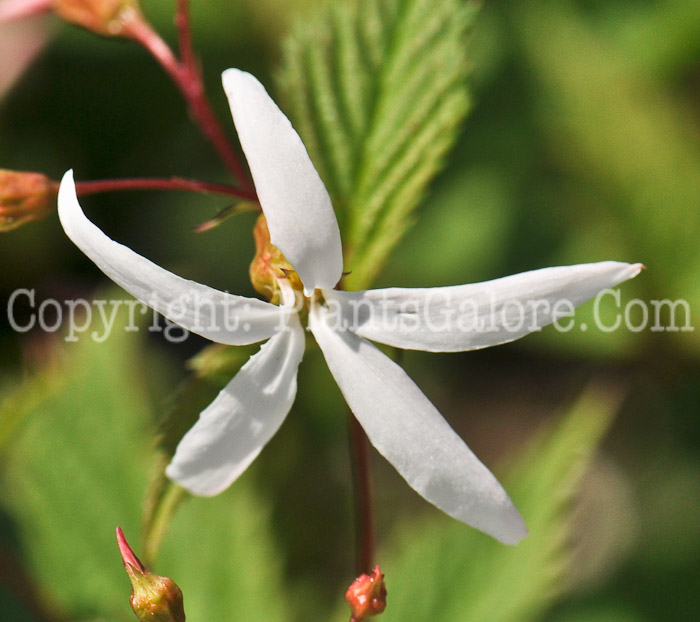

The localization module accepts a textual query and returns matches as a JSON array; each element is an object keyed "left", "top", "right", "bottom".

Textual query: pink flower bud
[
  {"left": 345, "top": 565, "right": 387, "bottom": 621},
  {"left": 116, "top": 527, "right": 186, "bottom": 622},
  {"left": 0, "top": 169, "right": 54, "bottom": 231}
]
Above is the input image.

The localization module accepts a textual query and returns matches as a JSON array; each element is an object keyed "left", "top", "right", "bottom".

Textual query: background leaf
[
  {"left": 157, "top": 483, "right": 291, "bottom": 622},
  {"left": 512, "top": 0, "right": 700, "bottom": 352},
  {"left": 0, "top": 299, "right": 291, "bottom": 621},
  {"left": 0, "top": 299, "right": 154, "bottom": 620},
  {"left": 0, "top": 364, "right": 64, "bottom": 457},
  {"left": 373, "top": 381, "right": 624, "bottom": 621},
  {"left": 278, "top": 0, "right": 478, "bottom": 288}
]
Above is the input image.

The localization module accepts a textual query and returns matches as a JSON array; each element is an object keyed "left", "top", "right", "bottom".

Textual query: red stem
[
  {"left": 71, "top": 176, "right": 256, "bottom": 201},
  {"left": 122, "top": 10, "right": 254, "bottom": 193},
  {"left": 176, "top": 0, "right": 196, "bottom": 76},
  {"left": 349, "top": 412, "right": 375, "bottom": 575}
]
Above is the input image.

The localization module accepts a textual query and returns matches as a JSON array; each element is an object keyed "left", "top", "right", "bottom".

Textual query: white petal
[
  {"left": 323, "top": 262, "right": 643, "bottom": 352},
  {"left": 222, "top": 68, "right": 343, "bottom": 294},
  {"left": 58, "top": 170, "right": 286, "bottom": 345},
  {"left": 309, "top": 301, "right": 527, "bottom": 545},
  {"left": 166, "top": 313, "right": 305, "bottom": 495}
]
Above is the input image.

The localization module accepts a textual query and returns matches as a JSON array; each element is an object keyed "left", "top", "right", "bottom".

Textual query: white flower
[{"left": 57, "top": 68, "right": 642, "bottom": 545}]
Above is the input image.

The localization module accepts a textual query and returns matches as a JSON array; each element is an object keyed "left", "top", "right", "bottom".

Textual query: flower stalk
[
  {"left": 73, "top": 176, "right": 255, "bottom": 200},
  {"left": 0, "top": 170, "right": 256, "bottom": 233},
  {"left": 349, "top": 411, "right": 376, "bottom": 575},
  {"left": 120, "top": 0, "right": 253, "bottom": 192},
  {"left": 49, "top": 0, "right": 253, "bottom": 191}
]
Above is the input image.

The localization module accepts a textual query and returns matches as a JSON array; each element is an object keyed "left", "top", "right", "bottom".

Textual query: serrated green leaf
[
  {"left": 375, "top": 381, "right": 625, "bottom": 622},
  {"left": 278, "top": 0, "right": 477, "bottom": 289}
]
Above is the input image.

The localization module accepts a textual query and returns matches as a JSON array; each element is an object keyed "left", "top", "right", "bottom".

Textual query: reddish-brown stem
[
  {"left": 176, "top": 0, "right": 196, "bottom": 76},
  {"left": 70, "top": 176, "right": 256, "bottom": 201},
  {"left": 348, "top": 411, "right": 375, "bottom": 575},
  {"left": 122, "top": 12, "right": 254, "bottom": 193}
]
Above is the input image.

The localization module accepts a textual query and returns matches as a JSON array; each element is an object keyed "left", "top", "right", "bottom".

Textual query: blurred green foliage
[
  {"left": 1, "top": 0, "right": 699, "bottom": 620},
  {"left": 369, "top": 382, "right": 624, "bottom": 622},
  {"left": 0, "top": 297, "right": 290, "bottom": 620}
]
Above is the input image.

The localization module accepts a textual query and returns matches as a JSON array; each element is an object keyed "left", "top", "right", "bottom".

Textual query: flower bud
[
  {"left": 116, "top": 527, "right": 186, "bottom": 622},
  {"left": 345, "top": 565, "right": 387, "bottom": 621},
  {"left": 249, "top": 213, "right": 303, "bottom": 304},
  {"left": 0, "top": 169, "right": 54, "bottom": 231},
  {"left": 53, "top": 0, "right": 145, "bottom": 37}
]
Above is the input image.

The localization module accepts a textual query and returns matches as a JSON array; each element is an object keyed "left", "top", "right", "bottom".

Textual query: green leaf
[
  {"left": 0, "top": 298, "right": 155, "bottom": 619},
  {"left": 278, "top": 0, "right": 477, "bottom": 288},
  {"left": 156, "top": 483, "right": 292, "bottom": 622},
  {"left": 1, "top": 298, "right": 292, "bottom": 621},
  {"left": 377, "top": 381, "right": 625, "bottom": 622},
  {"left": 512, "top": 0, "right": 700, "bottom": 344},
  {"left": 0, "top": 366, "right": 64, "bottom": 456}
]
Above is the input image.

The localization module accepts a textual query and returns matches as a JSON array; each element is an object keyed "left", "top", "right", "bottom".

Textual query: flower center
[{"left": 249, "top": 213, "right": 304, "bottom": 305}]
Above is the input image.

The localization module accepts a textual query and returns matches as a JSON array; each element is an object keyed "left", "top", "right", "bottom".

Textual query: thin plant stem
[
  {"left": 71, "top": 176, "right": 256, "bottom": 201},
  {"left": 141, "top": 480, "right": 187, "bottom": 567},
  {"left": 348, "top": 410, "right": 375, "bottom": 575},
  {"left": 176, "top": 0, "right": 196, "bottom": 76},
  {"left": 122, "top": 10, "right": 254, "bottom": 193}
]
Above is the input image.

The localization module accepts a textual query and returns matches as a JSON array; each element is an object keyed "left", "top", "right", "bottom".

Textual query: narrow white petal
[
  {"left": 309, "top": 301, "right": 527, "bottom": 545},
  {"left": 166, "top": 313, "right": 305, "bottom": 495},
  {"left": 58, "top": 170, "right": 286, "bottom": 345},
  {"left": 323, "top": 262, "right": 643, "bottom": 352},
  {"left": 222, "top": 68, "right": 343, "bottom": 294}
]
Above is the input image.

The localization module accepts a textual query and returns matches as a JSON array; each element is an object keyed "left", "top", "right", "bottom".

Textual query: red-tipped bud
[
  {"left": 116, "top": 527, "right": 186, "bottom": 622},
  {"left": 345, "top": 565, "right": 387, "bottom": 621},
  {"left": 0, "top": 169, "right": 54, "bottom": 231},
  {"left": 53, "top": 0, "right": 145, "bottom": 37}
]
